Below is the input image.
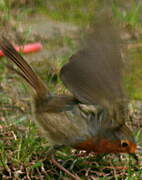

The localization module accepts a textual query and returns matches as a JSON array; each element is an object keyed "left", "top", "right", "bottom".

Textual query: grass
[
  {"left": 0, "top": 121, "right": 141, "bottom": 179},
  {"left": 0, "top": 0, "right": 142, "bottom": 179}
]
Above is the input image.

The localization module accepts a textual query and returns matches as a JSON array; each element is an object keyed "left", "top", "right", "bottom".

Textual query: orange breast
[
  {"left": 74, "top": 138, "right": 136, "bottom": 154},
  {"left": 75, "top": 138, "right": 98, "bottom": 152}
]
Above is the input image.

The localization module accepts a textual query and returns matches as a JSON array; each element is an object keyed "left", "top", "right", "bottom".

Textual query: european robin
[{"left": 0, "top": 12, "right": 137, "bottom": 178}]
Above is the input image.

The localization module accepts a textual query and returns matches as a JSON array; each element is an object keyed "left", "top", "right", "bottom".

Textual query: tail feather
[{"left": 0, "top": 37, "right": 48, "bottom": 97}]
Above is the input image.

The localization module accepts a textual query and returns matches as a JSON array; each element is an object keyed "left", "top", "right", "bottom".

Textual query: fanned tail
[{"left": 0, "top": 37, "right": 48, "bottom": 97}]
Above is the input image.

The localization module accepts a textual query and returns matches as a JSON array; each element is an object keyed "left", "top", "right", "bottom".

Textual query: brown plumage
[
  {"left": 0, "top": 16, "right": 136, "bottom": 156},
  {"left": 61, "top": 19, "right": 124, "bottom": 109}
]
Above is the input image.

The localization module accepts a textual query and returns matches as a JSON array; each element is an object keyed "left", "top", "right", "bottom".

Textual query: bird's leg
[{"left": 47, "top": 145, "right": 81, "bottom": 180}]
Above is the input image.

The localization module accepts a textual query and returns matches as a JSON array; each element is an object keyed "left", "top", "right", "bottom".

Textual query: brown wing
[{"left": 60, "top": 16, "right": 124, "bottom": 110}]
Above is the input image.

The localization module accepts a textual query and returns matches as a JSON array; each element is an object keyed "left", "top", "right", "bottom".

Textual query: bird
[{"left": 0, "top": 14, "right": 138, "bottom": 178}]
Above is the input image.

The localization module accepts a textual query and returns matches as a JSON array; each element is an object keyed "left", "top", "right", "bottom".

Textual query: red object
[{"left": 0, "top": 42, "right": 42, "bottom": 57}]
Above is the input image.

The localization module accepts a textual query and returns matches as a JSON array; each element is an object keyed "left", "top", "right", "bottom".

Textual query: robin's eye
[{"left": 121, "top": 140, "right": 129, "bottom": 148}]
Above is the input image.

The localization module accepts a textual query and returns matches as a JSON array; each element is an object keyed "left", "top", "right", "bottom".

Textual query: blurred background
[{"left": 0, "top": 0, "right": 142, "bottom": 179}]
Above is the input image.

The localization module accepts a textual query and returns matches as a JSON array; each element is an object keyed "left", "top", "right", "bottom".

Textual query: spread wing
[
  {"left": 60, "top": 16, "right": 124, "bottom": 109},
  {"left": 60, "top": 14, "right": 127, "bottom": 126}
]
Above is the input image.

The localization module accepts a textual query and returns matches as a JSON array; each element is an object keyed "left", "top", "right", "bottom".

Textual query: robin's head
[
  {"left": 98, "top": 124, "right": 136, "bottom": 154},
  {"left": 75, "top": 125, "right": 136, "bottom": 154}
]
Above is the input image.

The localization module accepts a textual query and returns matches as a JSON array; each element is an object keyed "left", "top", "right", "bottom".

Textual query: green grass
[
  {"left": 1, "top": 0, "right": 142, "bottom": 25},
  {"left": 0, "top": 0, "right": 142, "bottom": 179},
  {"left": 0, "top": 119, "right": 141, "bottom": 179}
]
